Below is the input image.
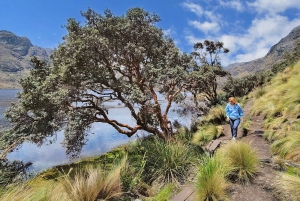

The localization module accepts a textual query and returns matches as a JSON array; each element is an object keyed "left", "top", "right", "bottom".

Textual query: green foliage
[
  {"left": 188, "top": 40, "right": 230, "bottom": 107},
  {"left": 195, "top": 154, "right": 229, "bottom": 201},
  {"left": 192, "top": 124, "right": 223, "bottom": 146},
  {"left": 120, "top": 153, "right": 145, "bottom": 193},
  {"left": 0, "top": 159, "right": 29, "bottom": 187},
  {"left": 175, "top": 126, "right": 193, "bottom": 142},
  {"left": 216, "top": 141, "right": 259, "bottom": 184},
  {"left": 150, "top": 183, "right": 175, "bottom": 201},
  {"left": 223, "top": 71, "right": 270, "bottom": 98},
  {"left": 2, "top": 7, "right": 231, "bottom": 157}
]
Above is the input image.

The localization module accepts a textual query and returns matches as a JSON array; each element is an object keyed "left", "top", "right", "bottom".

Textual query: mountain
[
  {"left": 0, "top": 30, "right": 53, "bottom": 88},
  {"left": 226, "top": 25, "right": 300, "bottom": 77}
]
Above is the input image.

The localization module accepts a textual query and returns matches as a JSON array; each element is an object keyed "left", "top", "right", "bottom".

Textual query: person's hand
[
  {"left": 240, "top": 118, "right": 243, "bottom": 122},
  {"left": 226, "top": 117, "right": 230, "bottom": 122}
]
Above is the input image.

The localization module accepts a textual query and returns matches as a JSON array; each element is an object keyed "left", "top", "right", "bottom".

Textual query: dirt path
[
  {"left": 172, "top": 100, "right": 281, "bottom": 201},
  {"left": 221, "top": 100, "right": 278, "bottom": 201}
]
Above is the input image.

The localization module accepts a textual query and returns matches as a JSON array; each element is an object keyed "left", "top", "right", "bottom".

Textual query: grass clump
[
  {"left": 150, "top": 183, "right": 176, "bottom": 201},
  {"left": 195, "top": 154, "right": 229, "bottom": 201},
  {"left": 139, "top": 136, "right": 200, "bottom": 186},
  {"left": 200, "top": 105, "right": 227, "bottom": 125},
  {"left": 271, "top": 131, "right": 300, "bottom": 162},
  {"left": 192, "top": 124, "right": 223, "bottom": 146},
  {"left": 240, "top": 118, "right": 252, "bottom": 136},
  {"left": 59, "top": 157, "right": 126, "bottom": 201},
  {"left": 216, "top": 141, "right": 259, "bottom": 184},
  {"left": 275, "top": 172, "right": 300, "bottom": 200}
]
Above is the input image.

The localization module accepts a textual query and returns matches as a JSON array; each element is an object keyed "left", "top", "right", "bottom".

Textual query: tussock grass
[
  {"left": 241, "top": 118, "right": 253, "bottom": 136},
  {"left": 250, "top": 60, "right": 300, "bottom": 162},
  {"left": 275, "top": 173, "right": 300, "bottom": 200},
  {"left": 195, "top": 155, "right": 229, "bottom": 201},
  {"left": 254, "top": 87, "right": 266, "bottom": 98},
  {"left": 0, "top": 176, "right": 66, "bottom": 201},
  {"left": 192, "top": 124, "right": 223, "bottom": 145},
  {"left": 59, "top": 157, "right": 126, "bottom": 201},
  {"left": 216, "top": 141, "right": 259, "bottom": 184},
  {"left": 271, "top": 131, "right": 300, "bottom": 162},
  {"left": 140, "top": 137, "right": 199, "bottom": 186},
  {"left": 201, "top": 105, "right": 227, "bottom": 125}
]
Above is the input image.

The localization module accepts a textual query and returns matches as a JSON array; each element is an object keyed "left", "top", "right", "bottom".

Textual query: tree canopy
[{"left": 3, "top": 8, "right": 229, "bottom": 157}]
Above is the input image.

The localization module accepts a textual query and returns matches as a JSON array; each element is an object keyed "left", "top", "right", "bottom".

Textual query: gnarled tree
[
  {"left": 3, "top": 8, "right": 197, "bottom": 157},
  {"left": 188, "top": 40, "right": 230, "bottom": 108}
]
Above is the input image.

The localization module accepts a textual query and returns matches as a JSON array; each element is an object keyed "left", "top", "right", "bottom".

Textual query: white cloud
[
  {"left": 188, "top": 20, "right": 220, "bottom": 34},
  {"left": 185, "top": 34, "right": 205, "bottom": 46},
  {"left": 181, "top": 2, "right": 203, "bottom": 17},
  {"left": 247, "top": 0, "right": 300, "bottom": 14},
  {"left": 163, "top": 28, "right": 177, "bottom": 37},
  {"left": 219, "top": 0, "right": 244, "bottom": 12},
  {"left": 182, "top": 2, "right": 222, "bottom": 35},
  {"left": 182, "top": 0, "right": 300, "bottom": 66}
]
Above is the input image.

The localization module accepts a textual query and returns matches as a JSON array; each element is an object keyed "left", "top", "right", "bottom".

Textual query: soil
[
  {"left": 172, "top": 99, "right": 295, "bottom": 201},
  {"left": 220, "top": 99, "right": 279, "bottom": 201}
]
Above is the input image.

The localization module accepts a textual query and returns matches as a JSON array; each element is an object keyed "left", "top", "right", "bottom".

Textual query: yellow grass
[{"left": 275, "top": 173, "right": 300, "bottom": 200}]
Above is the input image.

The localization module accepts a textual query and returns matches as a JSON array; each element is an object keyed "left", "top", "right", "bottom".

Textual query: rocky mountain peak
[
  {"left": 226, "top": 25, "right": 300, "bottom": 77},
  {"left": 0, "top": 30, "right": 33, "bottom": 56}
]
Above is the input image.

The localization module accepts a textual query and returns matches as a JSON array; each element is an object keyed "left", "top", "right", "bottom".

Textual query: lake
[{"left": 1, "top": 89, "right": 192, "bottom": 173}]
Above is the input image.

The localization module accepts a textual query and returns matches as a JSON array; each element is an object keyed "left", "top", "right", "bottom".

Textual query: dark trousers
[{"left": 229, "top": 118, "right": 240, "bottom": 138}]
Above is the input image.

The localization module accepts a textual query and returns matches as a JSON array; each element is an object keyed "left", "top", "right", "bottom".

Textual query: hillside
[
  {"left": 227, "top": 25, "right": 300, "bottom": 77},
  {"left": 0, "top": 30, "right": 52, "bottom": 88}
]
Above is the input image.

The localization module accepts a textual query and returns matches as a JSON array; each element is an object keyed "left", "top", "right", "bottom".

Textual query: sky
[{"left": 1, "top": 0, "right": 300, "bottom": 66}]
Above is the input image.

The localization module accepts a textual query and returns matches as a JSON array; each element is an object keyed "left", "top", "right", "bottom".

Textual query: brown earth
[{"left": 171, "top": 99, "right": 294, "bottom": 201}]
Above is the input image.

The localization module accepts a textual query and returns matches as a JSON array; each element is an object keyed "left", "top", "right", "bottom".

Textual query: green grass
[
  {"left": 240, "top": 118, "right": 253, "bottom": 136},
  {"left": 150, "top": 183, "right": 176, "bottom": 201},
  {"left": 271, "top": 131, "right": 300, "bottom": 162},
  {"left": 216, "top": 141, "right": 259, "bottom": 184},
  {"left": 200, "top": 105, "right": 227, "bottom": 125},
  {"left": 195, "top": 154, "right": 229, "bottom": 201},
  {"left": 250, "top": 60, "right": 300, "bottom": 163},
  {"left": 192, "top": 124, "right": 223, "bottom": 146},
  {"left": 139, "top": 136, "right": 200, "bottom": 186}
]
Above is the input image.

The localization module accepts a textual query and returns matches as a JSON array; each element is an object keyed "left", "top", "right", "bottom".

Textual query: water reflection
[{"left": 2, "top": 90, "right": 192, "bottom": 172}]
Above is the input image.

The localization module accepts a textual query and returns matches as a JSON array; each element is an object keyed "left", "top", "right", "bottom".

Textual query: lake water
[{"left": 1, "top": 89, "right": 192, "bottom": 173}]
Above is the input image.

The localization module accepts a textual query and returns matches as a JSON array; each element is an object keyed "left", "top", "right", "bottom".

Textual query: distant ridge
[
  {"left": 226, "top": 25, "right": 300, "bottom": 77},
  {"left": 0, "top": 30, "right": 53, "bottom": 88}
]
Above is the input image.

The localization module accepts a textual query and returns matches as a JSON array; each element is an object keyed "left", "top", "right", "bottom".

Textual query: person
[{"left": 225, "top": 97, "right": 244, "bottom": 141}]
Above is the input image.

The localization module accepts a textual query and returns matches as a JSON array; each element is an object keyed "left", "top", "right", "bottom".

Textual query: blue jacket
[{"left": 225, "top": 103, "right": 244, "bottom": 120}]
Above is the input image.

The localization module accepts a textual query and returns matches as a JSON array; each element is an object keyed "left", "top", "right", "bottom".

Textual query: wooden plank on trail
[
  {"left": 207, "top": 139, "right": 221, "bottom": 153},
  {"left": 170, "top": 186, "right": 194, "bottom": 201}
]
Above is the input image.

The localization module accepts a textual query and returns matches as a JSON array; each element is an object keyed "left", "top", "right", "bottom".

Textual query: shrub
[
  {"left": 216, "top": 141, "right": 259, "bottom": 184},
  {"left": 195, "top": 155, "right": 229, "bottom": 201}
]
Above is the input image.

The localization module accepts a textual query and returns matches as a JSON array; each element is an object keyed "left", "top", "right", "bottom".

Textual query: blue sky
[{"left": 1, "top": 0, "right": 300, "bottom": 66}]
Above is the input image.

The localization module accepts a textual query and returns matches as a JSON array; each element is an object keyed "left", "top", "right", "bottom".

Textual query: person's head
[{"left": 228, "top": 97, "right": 237, "bottom": 105}]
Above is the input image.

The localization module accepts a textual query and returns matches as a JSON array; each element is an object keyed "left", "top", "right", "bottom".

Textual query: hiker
[{"left": 225, "top": 97, "right": 244, "bottom": 141}]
